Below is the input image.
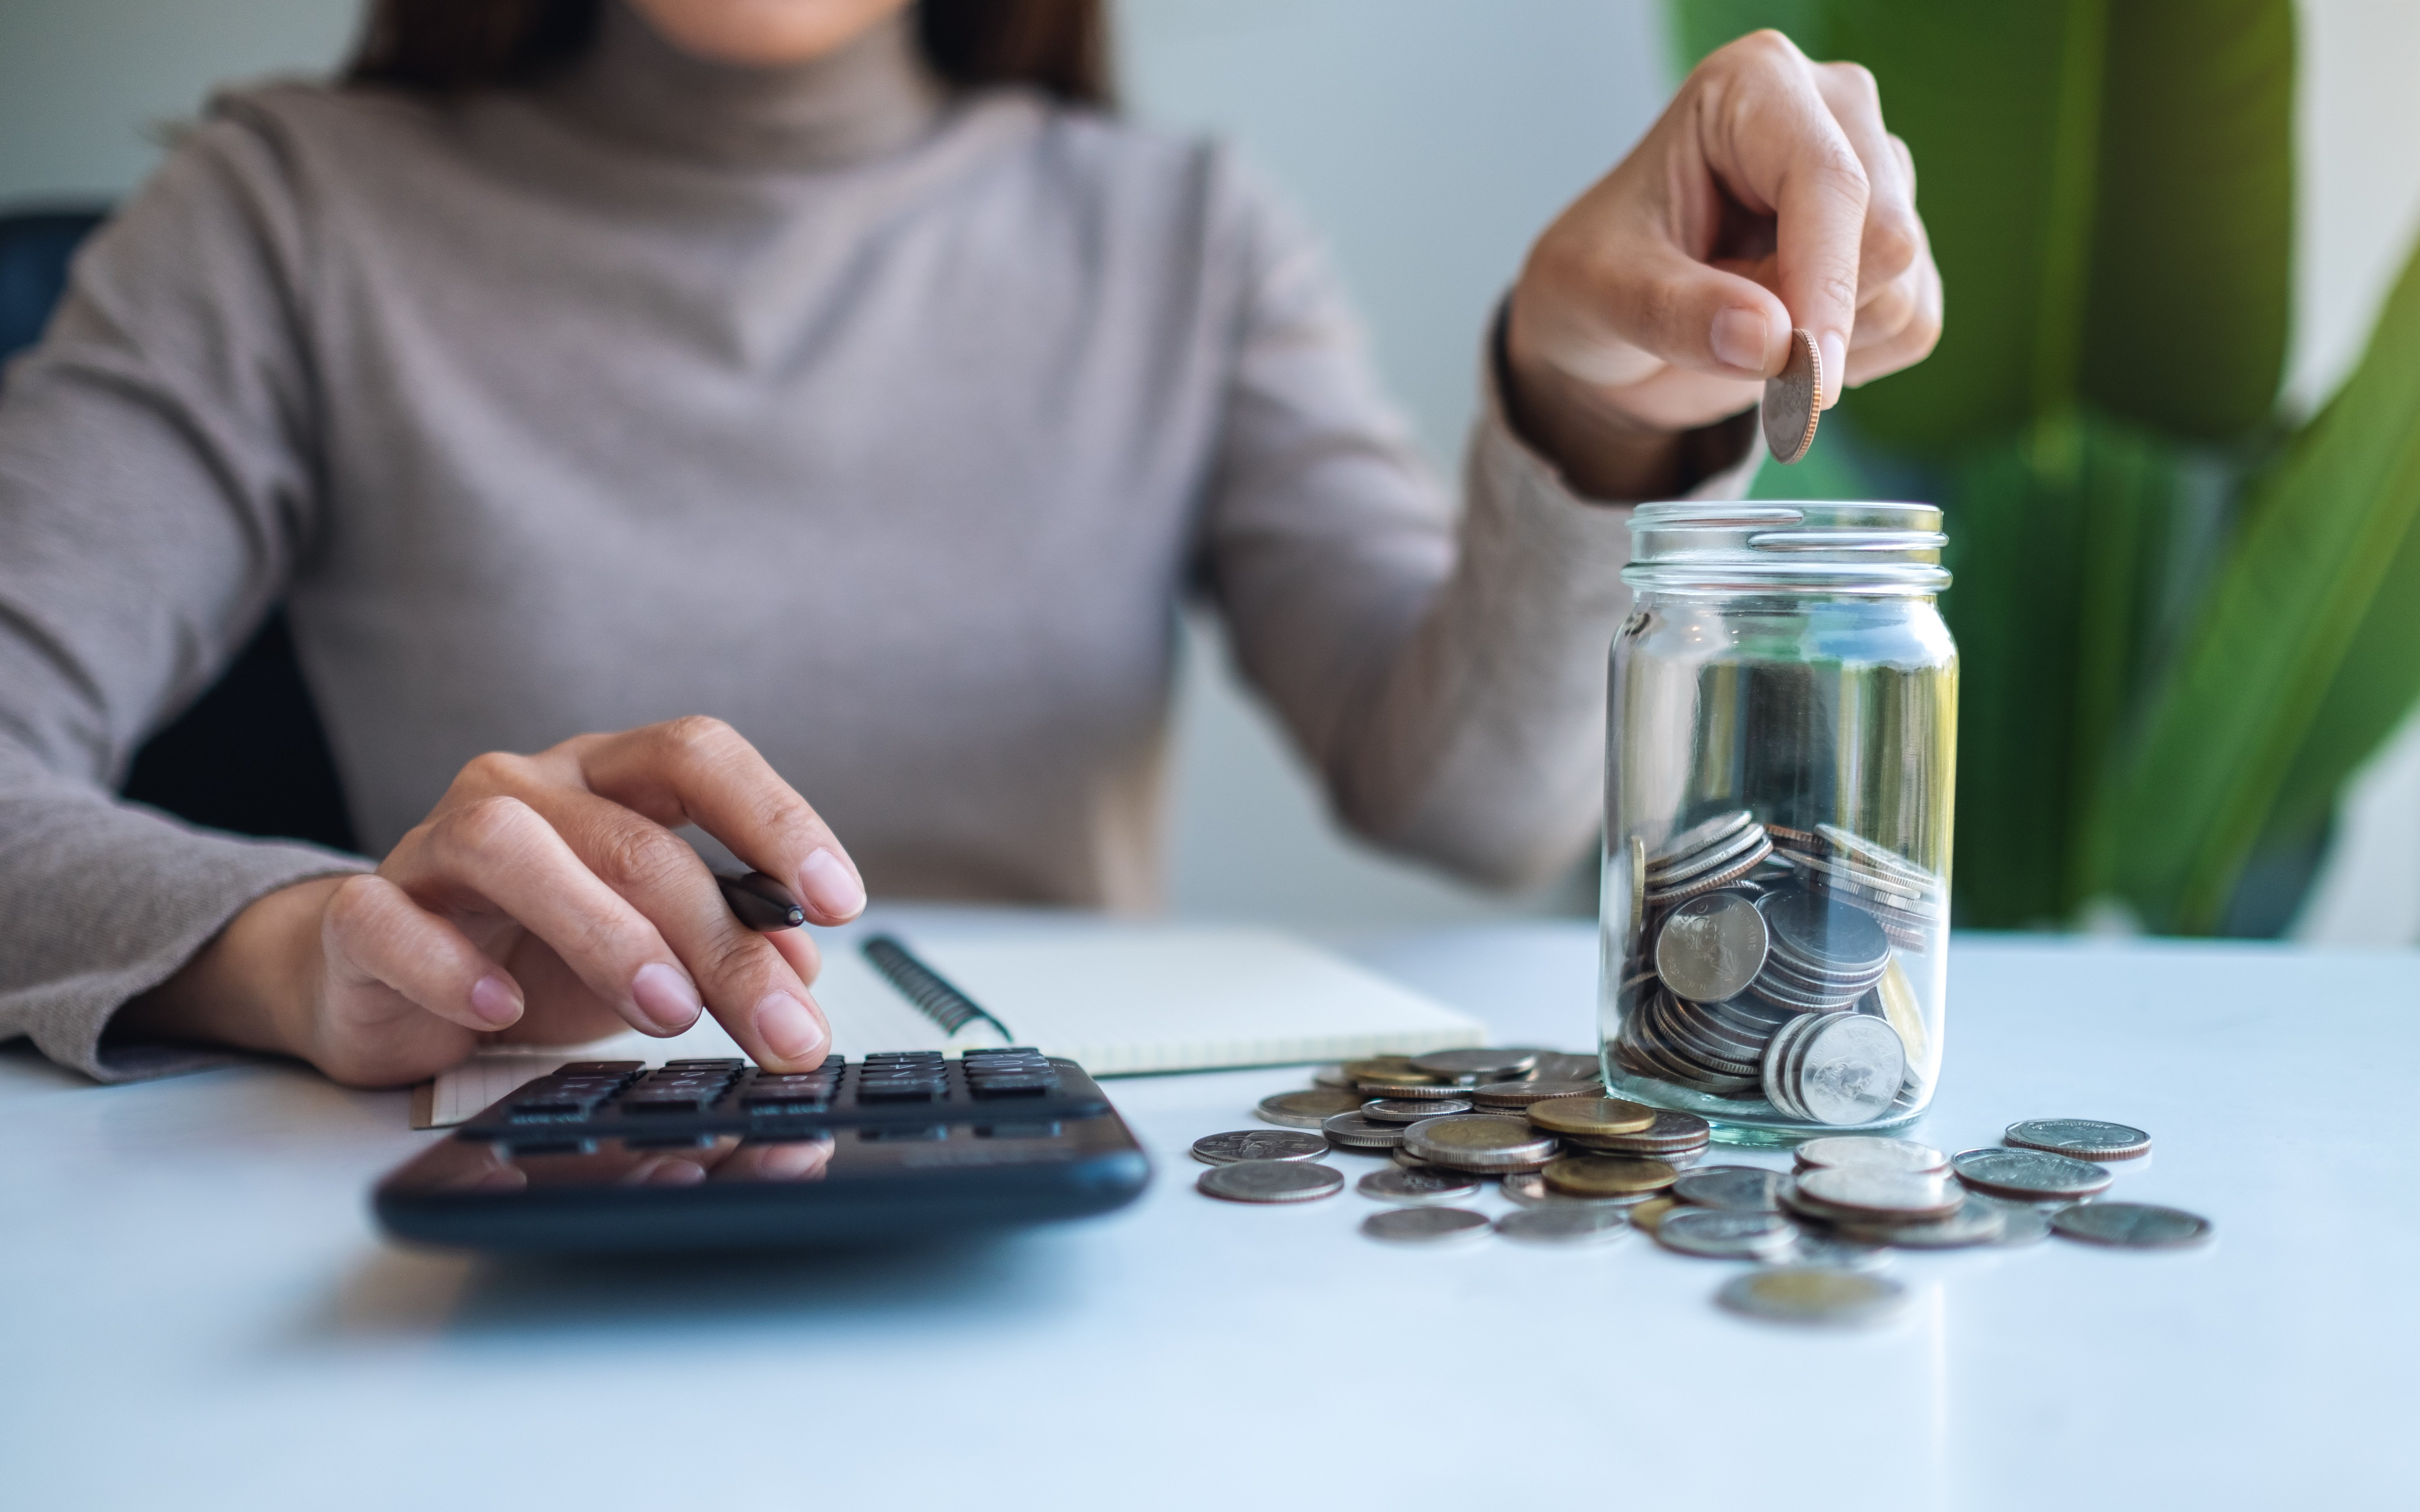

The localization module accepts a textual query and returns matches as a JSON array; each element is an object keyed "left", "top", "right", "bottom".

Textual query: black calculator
[{"left": 373, "top": 1049, "right": 1151, "bottom": 1255}]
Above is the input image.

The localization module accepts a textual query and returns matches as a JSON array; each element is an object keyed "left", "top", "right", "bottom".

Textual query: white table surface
[{"left": 3, "top": 923, "right": 2413, "bottom": 1510}]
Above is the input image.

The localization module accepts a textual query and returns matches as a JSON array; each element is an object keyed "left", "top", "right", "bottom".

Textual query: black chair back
[{"left": 2, "top": 206, "right": 357, "bottom": 853}]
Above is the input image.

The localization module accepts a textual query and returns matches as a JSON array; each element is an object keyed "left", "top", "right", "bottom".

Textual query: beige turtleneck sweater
[{"left": 0, "top": 6, "right": 1755, "bottom": 1080}]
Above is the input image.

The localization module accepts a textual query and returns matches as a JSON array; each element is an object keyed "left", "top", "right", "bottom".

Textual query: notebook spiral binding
[{"left": 861, "top": 934, "right": 1016, "bottom": 1044}]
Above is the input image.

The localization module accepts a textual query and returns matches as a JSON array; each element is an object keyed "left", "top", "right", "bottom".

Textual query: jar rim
[{"left": 1624, "top": 499, "right": 1951, "bottom": 595}]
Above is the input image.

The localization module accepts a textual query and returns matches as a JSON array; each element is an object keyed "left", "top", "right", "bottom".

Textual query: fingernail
[
  {"left": 468, "top": 974, "right": 522, "bottom": 1028},
  {"left": 1819, "top": 333, "right": 1847, "bottom": 404},
  {"left": 755, "top": 989, "right": 828, "bottom": 1064},
  {"left": 1711, "top": 307, "right": 1770, "bottom": 373},
  {"left": 799, "top": 848, "right": 866, "bottom": 921},
  {"left": 630, "top": 962, "right": 702, "bottom": 1034}
]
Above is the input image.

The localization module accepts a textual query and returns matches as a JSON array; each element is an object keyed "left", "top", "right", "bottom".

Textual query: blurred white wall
[{"left": 2, "top": 0, "right": 2414, "bottom": 938}]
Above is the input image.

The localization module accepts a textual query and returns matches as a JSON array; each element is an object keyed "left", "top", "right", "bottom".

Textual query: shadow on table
[{"left": 306, "top": 1230, "right": 1085, "bottom": 1344}]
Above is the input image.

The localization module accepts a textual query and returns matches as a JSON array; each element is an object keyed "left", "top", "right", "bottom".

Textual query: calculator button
[
  {"left": 557, "top": 1061, "right": 645, "bottom": 1079},
  {"left": 662, "top": 1059, "right": 745, "bottom": 1070}
]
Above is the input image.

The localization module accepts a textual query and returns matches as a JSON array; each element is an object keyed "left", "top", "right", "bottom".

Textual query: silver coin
[
  {"left": 1402, "top": 1115, "right": 1560, "bottom": 1171},
  {"left": 1362, "top": 1206, "right": 1492, "bottom": 1245},
  {"left": 1191, "top": 1129, "right": 1328, "bottom": 1165},
  {"left": 1254, "top": 1089, "right": 1365, "bottom": 1129},
  {"left": 1794, "top": 1136, "right": 1948, "bottom": 1175},
  {"left": 1671, "top": 1165, "right": 1784, "bottom": 1213},
  {"left": 1656, "top": 1208, "right": 1799, "bottom": 1260},
  {"left": 1645, "top": 821, "right": 1770, "bottom": 887},
  {"left": 1834, "top": 1194, "right": 2008, "bottom": 1249},
  {"left": 1644, "top": 836, "right": 1774, "bottom": 906},
  {"left": 1562, "top": 1107, "right": 1712, "bottom": 1154},
  {"left": 1363, "top": 1097, "right": 1472, "bottom": 1123},
  {"left": 1410, "top": 1048, "right": 1538, "bottom": 1080},
  {"left": 2004, "top": 1118, "right": 2152, "bottom": 1162},
  {"left": 1790, "top": 1167, "right": 1961, "bottom": 1222},
  {"left": 1951, "top": 1147, "right": 2114, "bottom": 1202},
  {"left": 1357, "top": 1165, "right": 1482, "bottom": 1205},
  {"left": 2050, "top": 1202, "right": 2212, "bottom": 1249},
  {"left": 1468, "top": 1077, "right": 1601, "bottom": 1108},
  {"left": 1717, "top": 1267, "right": 1911, "bottom": 1328},
  {"left": 1529, "top": 1052, "right": 1607, "bottom": 1083},
  {"left": 1197, "top": 1159, "right": 1343, "bottom": 1204},
  {"left": 1321, "top": 1113, "right": 1407, "bottom": 1150},
  {"left": 1495, "top": 1207, "right": 1630, "bottom": 1245},
  {"left": 1390, "top": 1143, "right": 1437, "bottom": 1168},
  {"left": 1792, "top": 1013, "right": 1908, "bottom": 1126},
  {"left": 1648, "top": 810, "right": 1754, "bottom": 868},
  {"left": 1312, "top": 1065, "right": 1355, "bottom": 1089}
]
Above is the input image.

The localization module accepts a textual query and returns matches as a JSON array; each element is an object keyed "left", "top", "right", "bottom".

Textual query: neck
[{"left": 547, "top": 2, "right": 944, "bottom": 170}]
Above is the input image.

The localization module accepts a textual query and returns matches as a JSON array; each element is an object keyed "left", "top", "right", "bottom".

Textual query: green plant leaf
[
  {"left": 2080, "top": 0, "right": 2293, "bottom": 440},
  {"left": 2103, "top": 234, "right": 2420, "bottom": 933}
]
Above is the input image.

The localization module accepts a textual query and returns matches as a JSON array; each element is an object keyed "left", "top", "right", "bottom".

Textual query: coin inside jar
[
  {"left": 1654, "top": 889, "right": 1772, "bottom": 1004},
  {"left": 1527, "top": 1095, "right": 1659, "bottom": 1137},
  {"left": 1543, "top": 1154, "right": 1677, "bottom": 1198}
]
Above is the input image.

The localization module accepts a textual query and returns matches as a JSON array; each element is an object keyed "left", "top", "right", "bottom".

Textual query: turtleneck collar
[{"left": 543, "top": 1, "right": 946, "bottom": 170}]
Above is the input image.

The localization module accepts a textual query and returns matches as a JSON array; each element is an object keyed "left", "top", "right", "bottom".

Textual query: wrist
[
  {"left": 115, "top": 876, "right": 344, "bottom": 1059},
  {"left": 1497, "top": 299, "right": 1688, "bottom": 500}
]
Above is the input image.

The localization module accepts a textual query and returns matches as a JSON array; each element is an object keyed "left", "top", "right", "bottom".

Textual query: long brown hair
[{"left": 346, "top": 0, "right": 1112, "bottom": 108}]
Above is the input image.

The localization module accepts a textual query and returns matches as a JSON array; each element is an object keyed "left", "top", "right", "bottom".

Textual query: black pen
[{"left": 715, "top": 868, "right": 806, "bottom": 931}]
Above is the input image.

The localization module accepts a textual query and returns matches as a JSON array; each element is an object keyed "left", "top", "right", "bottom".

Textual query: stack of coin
[
  {"left": 1767, "top": 824, "right": 1945, "bottom": 952},
  {"left": 1759, "top": 1009, "right": 1906, "bottom": 1125},
  {"left": 1747, "top": 887, "right": 1892, "bottom": 1012},
  {"left": 1642, "top": 811, "right": 1774, "bottom": 908}
]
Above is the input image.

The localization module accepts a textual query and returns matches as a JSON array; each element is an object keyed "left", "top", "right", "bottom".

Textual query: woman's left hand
[{"left": 1502, "top": 29, "right": 1943, "bottom": 497}]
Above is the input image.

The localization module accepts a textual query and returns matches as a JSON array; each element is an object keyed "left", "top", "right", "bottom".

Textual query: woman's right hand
[{"left": 118, "top": 717, "right": 864, "bottom": 1087}]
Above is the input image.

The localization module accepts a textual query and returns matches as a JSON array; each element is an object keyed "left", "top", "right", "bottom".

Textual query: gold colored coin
[
  {"left": 1254, "top": 1088, "right": 1367, "bottom": 1129},
  {"left": 1627, "top": 1196, "right": 1679, "bottom": 1234},
  {"left": 1527, "top": 1096, "right": 1659, "bottom": 1137},
  {"left": 1544, "top": 1154, "right": 1678, "bottom": 1198},
  {"left": 1414, "top": 1116, "right": 1544, "bottom": 1152},
  {"left": 1876, "top": 956, "right": 1930, "bottom": 1075},
  {"left": 1759, "top": 326, "right": 1823, "bottom": 464},
  {"left": 1341, "top": 1056, "right": 1423, "bottom": 1082}
]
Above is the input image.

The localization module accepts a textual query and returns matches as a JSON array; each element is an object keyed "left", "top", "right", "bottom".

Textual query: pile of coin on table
[{"left": 1193, "top": 1049, "right": 2210, "bottom": 1325}]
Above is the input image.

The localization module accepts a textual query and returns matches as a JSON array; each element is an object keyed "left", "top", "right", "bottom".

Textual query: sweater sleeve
[
  {"left": 1197, "top": 163, "right": 1760, "bottom": 890},
  {"left": 0, "top": 111, "right": 367, "bottom": 1081}
]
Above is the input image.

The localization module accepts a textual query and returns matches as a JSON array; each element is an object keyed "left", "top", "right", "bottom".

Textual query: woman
[{"left": 0, "top": 0, "right": 1940, "bottom": 1087}]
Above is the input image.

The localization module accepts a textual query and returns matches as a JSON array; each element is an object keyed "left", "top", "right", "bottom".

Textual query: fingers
[
  {"left": 1812, "top": 65, "right": 1923, "bottom": 304},
  {"left": 572, "top": 717, "right": 867, "bottom": 926},
  {"left": 523, "top": 785, "right": 834, "bottom": 1072},
  {"left": 320, "top": 873, "right": 524, "bottom": 1033},
  {"left": 391, "top": 793, "right": 706, "bottom": 1038},
  {"left": 1694, "top": 32, "right": 1870, "bottom": 402},
  {"left": 1845, "top": 243, "right": 1943, "bottom": 387}
]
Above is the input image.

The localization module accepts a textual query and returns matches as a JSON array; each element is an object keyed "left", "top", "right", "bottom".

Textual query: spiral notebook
[{"left": 413, "top": 925, "right": 1485, "bottom": 1128}]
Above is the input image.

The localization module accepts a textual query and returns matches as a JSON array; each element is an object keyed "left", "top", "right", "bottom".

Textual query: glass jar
[{"left": 1599, "top": 501, "right": 1956, "bottom": 1143}]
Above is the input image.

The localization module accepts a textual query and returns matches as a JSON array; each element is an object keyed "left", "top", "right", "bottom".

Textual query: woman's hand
[
  {"left": 118, "top": 717, "right": 863, "bottom": 1087},
  {"left": 1503, "top": 29, "right": 1944, "bottom": 498}
]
